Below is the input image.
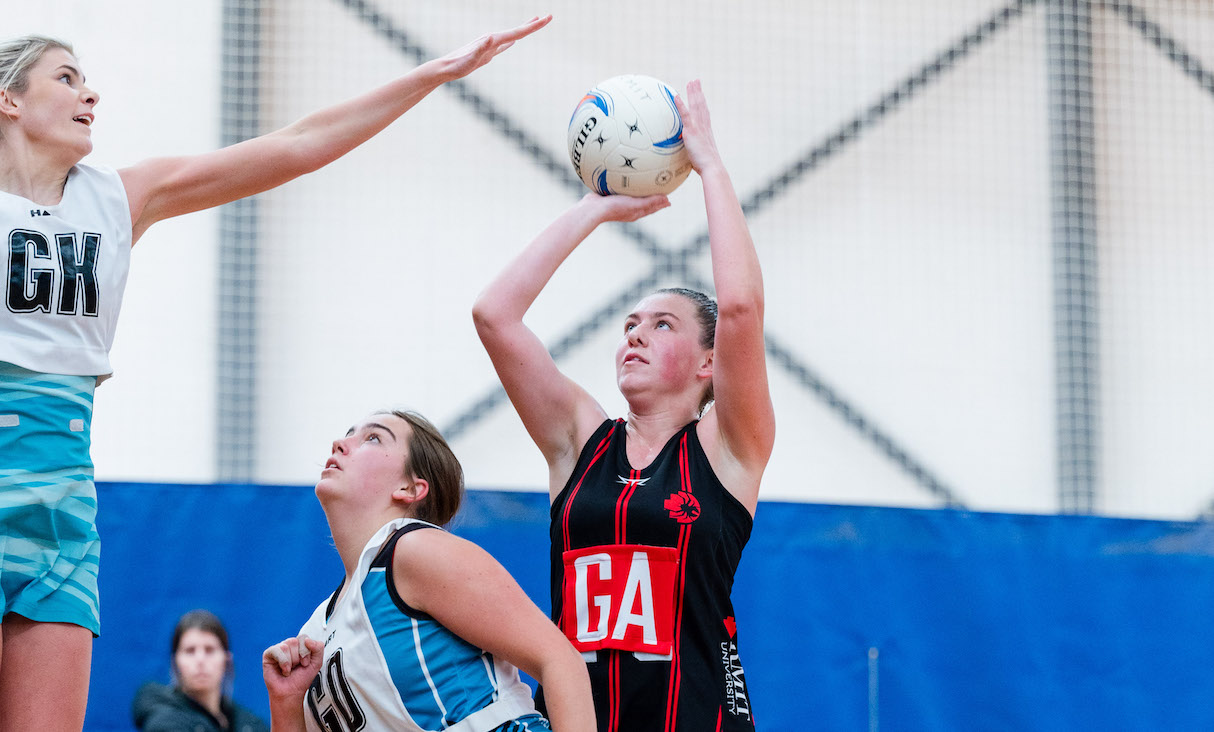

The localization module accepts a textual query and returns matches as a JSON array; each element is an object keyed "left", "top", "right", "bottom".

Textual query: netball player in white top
[
  {"left": 0, "top": 17, "right": 550, "bottom": 731},
  {"left": 262, "top": 410, "right": 593, "bottom": 732}
]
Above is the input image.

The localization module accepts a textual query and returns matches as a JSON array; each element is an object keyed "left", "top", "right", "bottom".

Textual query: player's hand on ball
[
  {"left": 435, "top": 15, "right": 552, "bottom": 81},
  {"left": 262, "top": 635, "right": 326, "bottom": 700},
  {"left": 673, "top": 80, "right": 723, "bottom": 175},
  {"left": 582, "top": 192, "right": 670, "bottom": 223}
]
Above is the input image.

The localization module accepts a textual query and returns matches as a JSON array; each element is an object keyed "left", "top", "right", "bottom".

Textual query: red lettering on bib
[{"left": 561, "top": 544, "right": 679, "bottom": 655}]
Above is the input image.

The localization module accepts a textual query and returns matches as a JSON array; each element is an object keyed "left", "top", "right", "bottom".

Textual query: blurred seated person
[{"left": 132, "top": 609, "right": 269, "bottom": 732}]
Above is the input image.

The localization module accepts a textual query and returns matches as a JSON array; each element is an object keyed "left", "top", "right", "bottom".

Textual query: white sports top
[
  {"left": 299, "top": 519, "right": 537, "bottom": 732},
  {"left": 1, "top": 164, "right": 132, "bottom": 377}
]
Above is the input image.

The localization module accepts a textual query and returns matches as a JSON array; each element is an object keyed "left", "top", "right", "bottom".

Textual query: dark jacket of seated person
[{"left": 132, "top": 682, "right": 269, "bottom": 732}]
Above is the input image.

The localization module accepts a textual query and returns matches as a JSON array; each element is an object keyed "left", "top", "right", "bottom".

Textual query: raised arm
[
  {"left": 472, "top": 193, "right": 668, "bottom": 495},
  {"left": 393, "top": 530, "right": 595, "bottom": 732},
  {"left": 676, "top": 81, "right": 775, "bottom": 512},
  {"left": 119, "top": 15, "right": 551, "bottom": 244}
]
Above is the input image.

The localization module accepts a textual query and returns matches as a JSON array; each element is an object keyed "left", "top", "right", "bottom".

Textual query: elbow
[
  {"left": 471, "top": 298, "right": 505, "bottom": 339},
  {"left": 470, "top": 299, "right": 492, "bottom": 332},
  {"left": 270, "top": 125, "right": 343, "bottom": 178},
  {"left": 717, "top": 293, "right": 764, "bottom": 326}
]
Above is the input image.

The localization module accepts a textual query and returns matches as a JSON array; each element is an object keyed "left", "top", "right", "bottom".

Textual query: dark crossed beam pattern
[
  {"left": 329, "top": 0, "right": 1052, "bottom": 507},
  {"left": 1108, "top": 1, "right": 1214, "bottom": 98},
  {"left": 329, "top": 0, "right": 1211, "bottom": 511},
  {"left": 217, "top": 0, "right": 263, "bottom": 481}
]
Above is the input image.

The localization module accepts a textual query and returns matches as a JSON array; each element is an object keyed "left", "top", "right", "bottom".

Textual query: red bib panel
[{"left": 560, "top": 544, "right": 679, "bottom": 655}]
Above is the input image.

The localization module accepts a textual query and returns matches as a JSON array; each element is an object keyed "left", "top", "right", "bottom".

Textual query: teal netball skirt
[{"left": 0, "top": 361, "right": 101, "bottom": 635}]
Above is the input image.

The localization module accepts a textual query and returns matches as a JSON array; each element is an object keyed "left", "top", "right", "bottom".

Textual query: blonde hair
[{"left": 0, "top": 35, "right": 73, "bottom": 95}]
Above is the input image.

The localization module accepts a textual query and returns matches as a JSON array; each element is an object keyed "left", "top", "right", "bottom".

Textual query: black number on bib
[{"left": 306, "top": 648, "right": 366, "bottom": 731}]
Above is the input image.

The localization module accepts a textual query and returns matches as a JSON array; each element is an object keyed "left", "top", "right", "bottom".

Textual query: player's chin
[
  {"left": 314, "top": 478, "right": 339, "bottom": 500},
  {"left": 616, "top": 372, "right": 647, "bottom": 398}
]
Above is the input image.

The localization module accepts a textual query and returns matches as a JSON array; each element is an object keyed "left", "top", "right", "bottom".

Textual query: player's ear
[
  {"left": 0, "top": 89, "right": 20, "bottom": 119},
  {"left": 697, "top": 349, "right": 713, "bottom": 378},
  {"left": 394, "top": 477, "right": 429, "bottom": 506}
]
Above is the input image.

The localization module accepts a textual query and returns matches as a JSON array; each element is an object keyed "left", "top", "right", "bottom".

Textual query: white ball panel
[{"left": 567, "top": 74, "right": 691, "bottom": 196}]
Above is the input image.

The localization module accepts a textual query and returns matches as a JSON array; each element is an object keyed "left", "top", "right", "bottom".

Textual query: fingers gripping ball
[{"left": 568, "top": 75, "right": 692, "bottom": 197}]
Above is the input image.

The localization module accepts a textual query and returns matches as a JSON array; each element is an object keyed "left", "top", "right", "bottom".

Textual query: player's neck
[
  {"left": 327, "top": 512, "right": 395, "bottom": 580},
  {"left": 0, "top": 143, "right": 72, "bottom": 204},
  {"left": 624, "top": 408, "right": 696, "bottom": 449}
]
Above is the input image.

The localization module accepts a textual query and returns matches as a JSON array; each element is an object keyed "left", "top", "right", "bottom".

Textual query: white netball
[{"left": 567, "top": 75, "right": 692, "bottom": 197}]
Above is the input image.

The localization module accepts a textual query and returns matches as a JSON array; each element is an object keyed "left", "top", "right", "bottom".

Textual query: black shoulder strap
[{"left": 372, "top": 521, "right": 442, "bottom": 619}]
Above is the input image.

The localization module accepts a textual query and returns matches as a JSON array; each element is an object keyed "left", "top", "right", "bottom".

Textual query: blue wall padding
[{"left": 84, "top": 483, "right": 1214, "bottom": 731}]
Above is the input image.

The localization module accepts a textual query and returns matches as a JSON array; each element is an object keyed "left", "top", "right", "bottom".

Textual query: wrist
[
  {"left": 695, "top": 160, "right": 730, "bottom": 184},
  {"left": 416, "top": 57, "right": 456, "bottom": 86},
  {"left": 266, "top": 685, "right": 304, "bottom": 707},
  {"left": 268, "top": 700, "right": 305, "bottom": 728},
  {"left": 573, "top": 193, "right": 611, "bottom": 221}
]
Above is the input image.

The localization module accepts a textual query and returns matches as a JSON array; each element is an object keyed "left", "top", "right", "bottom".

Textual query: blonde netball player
[
  {"left": 261, "top": 410, "right": 593, "bottom": 732},
  {"left": 0, "top": 16, "right": 550, "bottom": 730}
]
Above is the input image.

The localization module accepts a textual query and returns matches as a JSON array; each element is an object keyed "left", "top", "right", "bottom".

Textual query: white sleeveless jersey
[
  {"left": 299, "top": 519, "right": 538, "bottom": 732},
  {"left": 1, "top": 164, "right": 132, "bottom": 377}
]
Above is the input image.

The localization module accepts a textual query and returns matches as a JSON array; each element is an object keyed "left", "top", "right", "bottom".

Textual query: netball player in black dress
[{"left": 474, "top": 80, "right": 775, "bottom": 732}]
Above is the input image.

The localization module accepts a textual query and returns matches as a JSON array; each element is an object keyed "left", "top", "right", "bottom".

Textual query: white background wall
[{"left": 10, "top": 0, "right": 1214, "bottom": 519}]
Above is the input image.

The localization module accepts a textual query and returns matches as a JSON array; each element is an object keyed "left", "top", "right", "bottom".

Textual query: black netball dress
[{"left": 545, "top": 418, "right": 756, "bottom": 732}]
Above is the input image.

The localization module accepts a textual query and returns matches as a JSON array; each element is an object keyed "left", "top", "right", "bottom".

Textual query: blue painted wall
[{"left": 86, "top": 483, "right": 1214, "bottom": 731}]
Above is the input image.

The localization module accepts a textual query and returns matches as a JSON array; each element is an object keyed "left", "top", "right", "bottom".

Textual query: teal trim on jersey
[
  {"left": 490, "top": 714, "right": 551, "bottom": 731},
  {"left": 362, "top": 566, "right": 501, "bottom": 729},
  {"left": 0, "top": 361, "right": 101, "bottom": 635}
]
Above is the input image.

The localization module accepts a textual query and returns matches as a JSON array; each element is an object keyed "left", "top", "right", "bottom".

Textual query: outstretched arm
[
  {"left": 676, "top": 81, "right": 775, "bottom": 512},
  {"left": 472, "top": 193, "right": 668, "bottom": 496},
  {"left": 394, "top": 530, "right": 595, "bottom": 732},
  {"left": 120, "top": 15, "right": 551, "bottom": 243}
]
